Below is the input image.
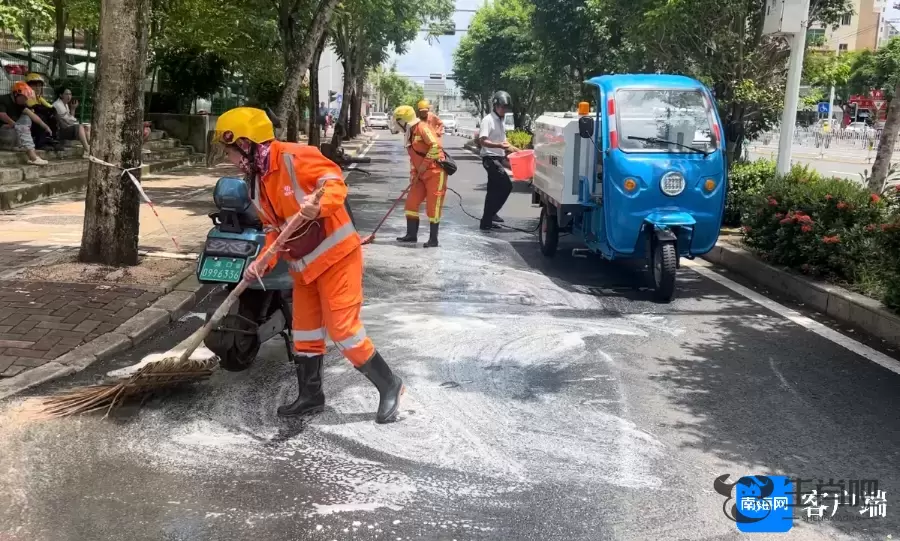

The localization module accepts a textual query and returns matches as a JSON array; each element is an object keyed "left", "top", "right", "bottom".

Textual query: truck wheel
[
  {"left": 652, "top": 241, "right": 677, "bottom": 303},
  {"left": 538, "top": 205, "right": 559, "bottom": 257}
]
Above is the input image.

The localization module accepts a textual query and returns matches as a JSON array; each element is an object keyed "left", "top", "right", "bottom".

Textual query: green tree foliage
[
  {"left": 453, "top": 0, "right": 853, "bottom": 163},
  {"left": 329, "top": 0, "right": 451, "bottom": 142},
  {"left": 847, "top": 38, "right": 900, "bottom": 190},
  {"left": 0, "top": 1, "right": 52, "bottom": 42},
  {"left": 154, "top": 45, "right": 228, "bottom": 113},
  {"left": 451, "top": 0, "right": 543, "bottom": 127},
  {"left": 370, "top": 64, "right": 423, "bottom": 110}
]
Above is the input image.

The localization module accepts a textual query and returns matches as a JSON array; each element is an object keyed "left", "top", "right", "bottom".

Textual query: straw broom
[{"left": 34, "top": 188, "right": 326, "bottom": 419}]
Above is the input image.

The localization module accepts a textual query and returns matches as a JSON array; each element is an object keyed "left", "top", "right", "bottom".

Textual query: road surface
[{"left": 1, "top": 134, "right": 898, "bottom": 541}]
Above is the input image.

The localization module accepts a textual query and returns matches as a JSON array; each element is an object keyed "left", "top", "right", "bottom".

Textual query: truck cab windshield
[{"left": 615, "top": 89, "right": 715, "bottom": 154}]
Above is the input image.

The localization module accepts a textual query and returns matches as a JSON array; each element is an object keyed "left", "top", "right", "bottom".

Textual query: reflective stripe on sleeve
[{"left": 283, "top": 153, "right": 307, "bottom": 205}]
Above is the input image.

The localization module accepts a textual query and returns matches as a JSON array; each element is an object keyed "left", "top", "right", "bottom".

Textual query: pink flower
[
  {"left": 871, "top": 193, "right": 882, "bottom": 204},
  {"left": 837, "top": 201, "right": 849, "bottom": 210},
  {"left": 801, "top": 225, "right": 813, "bottom": 233},
  {"left": 822, "top": 235, "right": 841, "bottom": 244}
]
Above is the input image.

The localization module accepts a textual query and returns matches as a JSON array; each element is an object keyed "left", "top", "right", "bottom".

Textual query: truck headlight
[{"left": 660, "top": 172, "right": 685, "bottom": 197}]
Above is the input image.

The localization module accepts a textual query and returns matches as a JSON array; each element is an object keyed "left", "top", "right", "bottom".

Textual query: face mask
[{"left": 236, "top": 140, "right": 272, "bottom": 177}]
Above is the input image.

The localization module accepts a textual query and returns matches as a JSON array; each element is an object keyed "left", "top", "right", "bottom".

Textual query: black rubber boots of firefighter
[
  {"left": 356, "top": 351, "right": 404, "bottom": 424},
  {"left": 277, "top": 354, "right": 326, "bottom": 417},
  {"left": 396, "top": 217, "right": 439, "bottom": 248},
  {"left": 397, "top": 217, "right": 419, "bottom": 242}
]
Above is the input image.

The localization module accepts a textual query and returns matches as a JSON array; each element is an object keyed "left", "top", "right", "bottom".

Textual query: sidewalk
[
  {"left": 0, "top": 133, "right": 376, "bottom": 395},
  {"left": 0, "top": 162, "right": 227, "bottom": 390}
]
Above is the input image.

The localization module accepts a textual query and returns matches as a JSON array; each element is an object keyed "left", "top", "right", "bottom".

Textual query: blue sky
[{"left": 388, "top": 1, "right": 482, "bottom": 86}]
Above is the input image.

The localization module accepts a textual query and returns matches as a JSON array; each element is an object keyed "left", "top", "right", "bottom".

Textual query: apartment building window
[
  {"left": 807, "top": 28, "right": 826, "bottom": 46},
  {"left": 842, "top": 13, "right": 852, "bottom": 25},
  {"left": 839, "top": 43, "right": 849, "bottom": 52}
]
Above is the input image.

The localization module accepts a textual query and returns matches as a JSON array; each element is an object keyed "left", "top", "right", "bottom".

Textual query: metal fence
[{"left": 747, "top": 125, "right": 899, "bottom": 153}]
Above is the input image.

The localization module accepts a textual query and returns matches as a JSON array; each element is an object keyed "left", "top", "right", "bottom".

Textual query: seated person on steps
[{"left": 0, "top": 82, "right": 52, "bottom": 165}]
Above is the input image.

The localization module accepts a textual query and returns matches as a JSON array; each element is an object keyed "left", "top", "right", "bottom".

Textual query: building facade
[{"left": 807, "top": 0, "right": 886, "bottom": 52}]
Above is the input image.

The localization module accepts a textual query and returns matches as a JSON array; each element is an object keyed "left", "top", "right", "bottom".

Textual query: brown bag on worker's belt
[{"left": 284, "top": 219, "right": 326, "bottom": 260}]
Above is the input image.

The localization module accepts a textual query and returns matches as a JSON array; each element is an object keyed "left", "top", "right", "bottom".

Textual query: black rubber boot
[
  {"left": 396, "top": 217, "right": 419, "bottom": 242},
  {"left": 491, "top": 215, "right": 504, "bottom": 223},
  {"left": 356, "top": 351, "right": 404, "bottom": 424},
  {"left": 277, "top": 355, "right": 326, "bottom": 417},
  {"left": 423, "top": 222, "right": 439, "bottom": 248}
]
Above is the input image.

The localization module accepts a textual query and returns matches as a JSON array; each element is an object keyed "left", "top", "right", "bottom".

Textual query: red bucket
[{"left": 508, "top": 150, "right": 535, "bottom": 181}]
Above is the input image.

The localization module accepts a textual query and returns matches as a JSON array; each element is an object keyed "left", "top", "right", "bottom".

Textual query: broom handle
[
  {"left": 176, "top": 188, "right": 326, "bottom": 363},
  {"left": 369, "top": 185, "right": 411, "bottom": 237}
]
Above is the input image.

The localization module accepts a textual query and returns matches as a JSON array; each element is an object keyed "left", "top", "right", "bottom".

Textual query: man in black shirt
[{"left": 0, "top": 82, "right": 53, "bottom": 165}]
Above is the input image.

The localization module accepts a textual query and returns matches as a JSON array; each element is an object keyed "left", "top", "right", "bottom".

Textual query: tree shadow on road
[{"left": 648, "top": 312, "right": 900, "bottom": 537}]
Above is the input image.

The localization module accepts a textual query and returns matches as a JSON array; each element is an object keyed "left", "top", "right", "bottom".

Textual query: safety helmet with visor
[
  {"left": 492, "top": 90, "right": 512, "bottom": 115},
  {"left": 210, "top": 107, "right": 278, "bottom": 172},
  {"left": 390, "top": 105, "right": 419, "bottom": 135}
]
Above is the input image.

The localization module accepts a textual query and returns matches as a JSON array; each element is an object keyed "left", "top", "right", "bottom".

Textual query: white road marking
[{"left": 685, "top": 258, "right": 900, "bottom": 376}]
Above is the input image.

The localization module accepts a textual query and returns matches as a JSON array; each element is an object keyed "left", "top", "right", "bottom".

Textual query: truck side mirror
[{"left": 578, "top": 117, "right": 594, "bottom": 139}]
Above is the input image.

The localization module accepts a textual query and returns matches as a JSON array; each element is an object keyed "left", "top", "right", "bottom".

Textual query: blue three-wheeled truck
[{"left": 530, "top": 74, "right": 727, "bottom": 302}]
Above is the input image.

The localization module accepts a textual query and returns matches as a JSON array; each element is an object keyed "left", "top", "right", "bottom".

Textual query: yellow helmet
[
  {"left": 25, "top": 73, "right": 44, "bottom": 84},
  {"left": 213, "top": 107, "right": 275, "bottom": 145},
  {"left": 416, "top": 99, "right": 431, "bottom": 112},
  {"left": 393, "top": 105, "right": 417, "bottom": 125}
]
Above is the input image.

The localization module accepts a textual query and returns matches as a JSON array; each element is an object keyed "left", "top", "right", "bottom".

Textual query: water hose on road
[{"left": 445, "top": 187, "right": 541, "bottom": 235}]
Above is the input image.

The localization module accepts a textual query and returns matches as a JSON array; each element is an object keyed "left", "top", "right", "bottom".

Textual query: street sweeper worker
[
  {"left": 213, "top": 106, "right": 404, "bottom": 424},
  {"left": 417, "top": 99, "right": 444, "bottom": 141},
  {"left": 392, "top": 104, "right": 446, "bottom": 248}
]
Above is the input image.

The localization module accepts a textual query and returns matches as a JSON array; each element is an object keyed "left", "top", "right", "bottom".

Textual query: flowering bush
[{"left": 739, "top": 161, "right": 900, "bottom": 309}]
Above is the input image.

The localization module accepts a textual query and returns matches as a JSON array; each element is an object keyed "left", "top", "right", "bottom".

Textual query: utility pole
[{"left": 776, "top": 0, "right": 812, "bottom": 175}]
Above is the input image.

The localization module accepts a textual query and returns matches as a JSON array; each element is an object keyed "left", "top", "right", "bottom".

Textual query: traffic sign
[
  {"left": 874, "top": 99, "right": 886, "bottom": 110},
  {"left": 817, "top": 102, "right": 830, "bottom": 114}
]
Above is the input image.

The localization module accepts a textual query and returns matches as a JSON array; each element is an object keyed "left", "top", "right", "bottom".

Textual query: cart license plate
[{"left": 199, "top": 257, "right": 246, "bottom": 283}]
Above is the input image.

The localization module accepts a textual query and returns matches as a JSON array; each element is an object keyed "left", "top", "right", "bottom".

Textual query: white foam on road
[{"left": 686, "top": 258, "right": 900, "bottom": 376}]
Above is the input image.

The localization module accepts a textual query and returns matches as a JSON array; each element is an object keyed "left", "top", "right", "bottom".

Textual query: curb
[
  {"left": 0, "top": 271, "right": 206, "bottom": 400},
  {"left": 702, "top": 242, "right": 900, "bottom": 349}
]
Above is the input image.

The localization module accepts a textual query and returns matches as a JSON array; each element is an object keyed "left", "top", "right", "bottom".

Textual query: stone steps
[
  {"left": 0, "top": 152, "right": 204, "bottom": 210},
  {"left": 0, "top": 137, "right": 181, "bottom": 167},
  {"left": 0, "top": 147, "right": 192, "bottom": 186}
]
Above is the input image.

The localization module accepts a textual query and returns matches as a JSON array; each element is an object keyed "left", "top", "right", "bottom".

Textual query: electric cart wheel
[
  {"left": 538, "top": 205, "right": 559, "bottom": 257},
  {"left": 652, "top": 241, "right": 677, "bottom": 303},
  {"left": 205, "top": 290, "right": 264, "bottom": 372}
]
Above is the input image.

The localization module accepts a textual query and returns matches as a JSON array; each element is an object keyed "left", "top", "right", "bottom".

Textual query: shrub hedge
[{"left": 737, "top": 160, "right": 900, "bottom": 311}]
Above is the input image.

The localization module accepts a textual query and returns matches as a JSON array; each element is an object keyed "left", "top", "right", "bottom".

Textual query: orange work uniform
[
  {"left": 425, "top": 112, "right": 444, "bottom": 142},
  {"left": 253, "top": 141, "right": 375, "bottom": 367},
  {"left": 404, "top": 122, "right": 447, "bottom": 224}
]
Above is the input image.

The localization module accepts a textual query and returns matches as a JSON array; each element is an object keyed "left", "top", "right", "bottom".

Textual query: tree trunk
[
  {"left": 275, "top": 0, "right": 341, "bottom": 129},
  {"left": 79, "top": 0, "right": 151, "bottom": 266},
  {"left": 287, "top": 98, "right": 300, "bottom": 142},
  {"left": 349, "top": 78, "right": 361, "bottom": 138},
  {"left": 869, "top": 88, "right": 900, "bottom": 192},
  {"left": 54, "top": 0, "right": 68, "bottom": 79},
  {"left": 331, "top": 59, "right": 353, "bottom": 147},
  {"left": 307, "top": 32, "right": 326, "bottom": 148}
]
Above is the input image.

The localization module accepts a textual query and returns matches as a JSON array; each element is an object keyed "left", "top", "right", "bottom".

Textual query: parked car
[
  {"left": 438, "top": 113, "right": 457, "bottom": 134},
  {"left": 0, "top": 53, "right": 28, "bottom": 94},
  {"left": 6, "top": 51, "right": 83, "bottom": 79},
  {"left": 367, "top": 112, "right": 389, "bottom": 130}
]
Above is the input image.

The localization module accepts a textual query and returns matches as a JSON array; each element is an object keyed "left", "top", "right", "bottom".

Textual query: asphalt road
[{"left": 1, "top": 134, "right": 899, "bottom": 541}]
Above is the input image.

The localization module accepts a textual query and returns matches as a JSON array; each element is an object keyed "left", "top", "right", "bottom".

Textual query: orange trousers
[
  {"left": 404, "top": 168, "right": 446, "bottom": 224},
  {"left": 290, "top": 247, "right": 375, "bottom": 367}
]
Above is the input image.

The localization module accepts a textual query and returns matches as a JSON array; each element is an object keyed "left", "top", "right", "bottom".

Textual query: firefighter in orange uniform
[
  {"left": 392, "top": 105, "right": 446, "bottom": 248},
  {"left": 213, "top": 107, "right": 404, "bottom": 424},
  {"left": 417, "top": 99, "right": 444, "bottom": 142}
]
